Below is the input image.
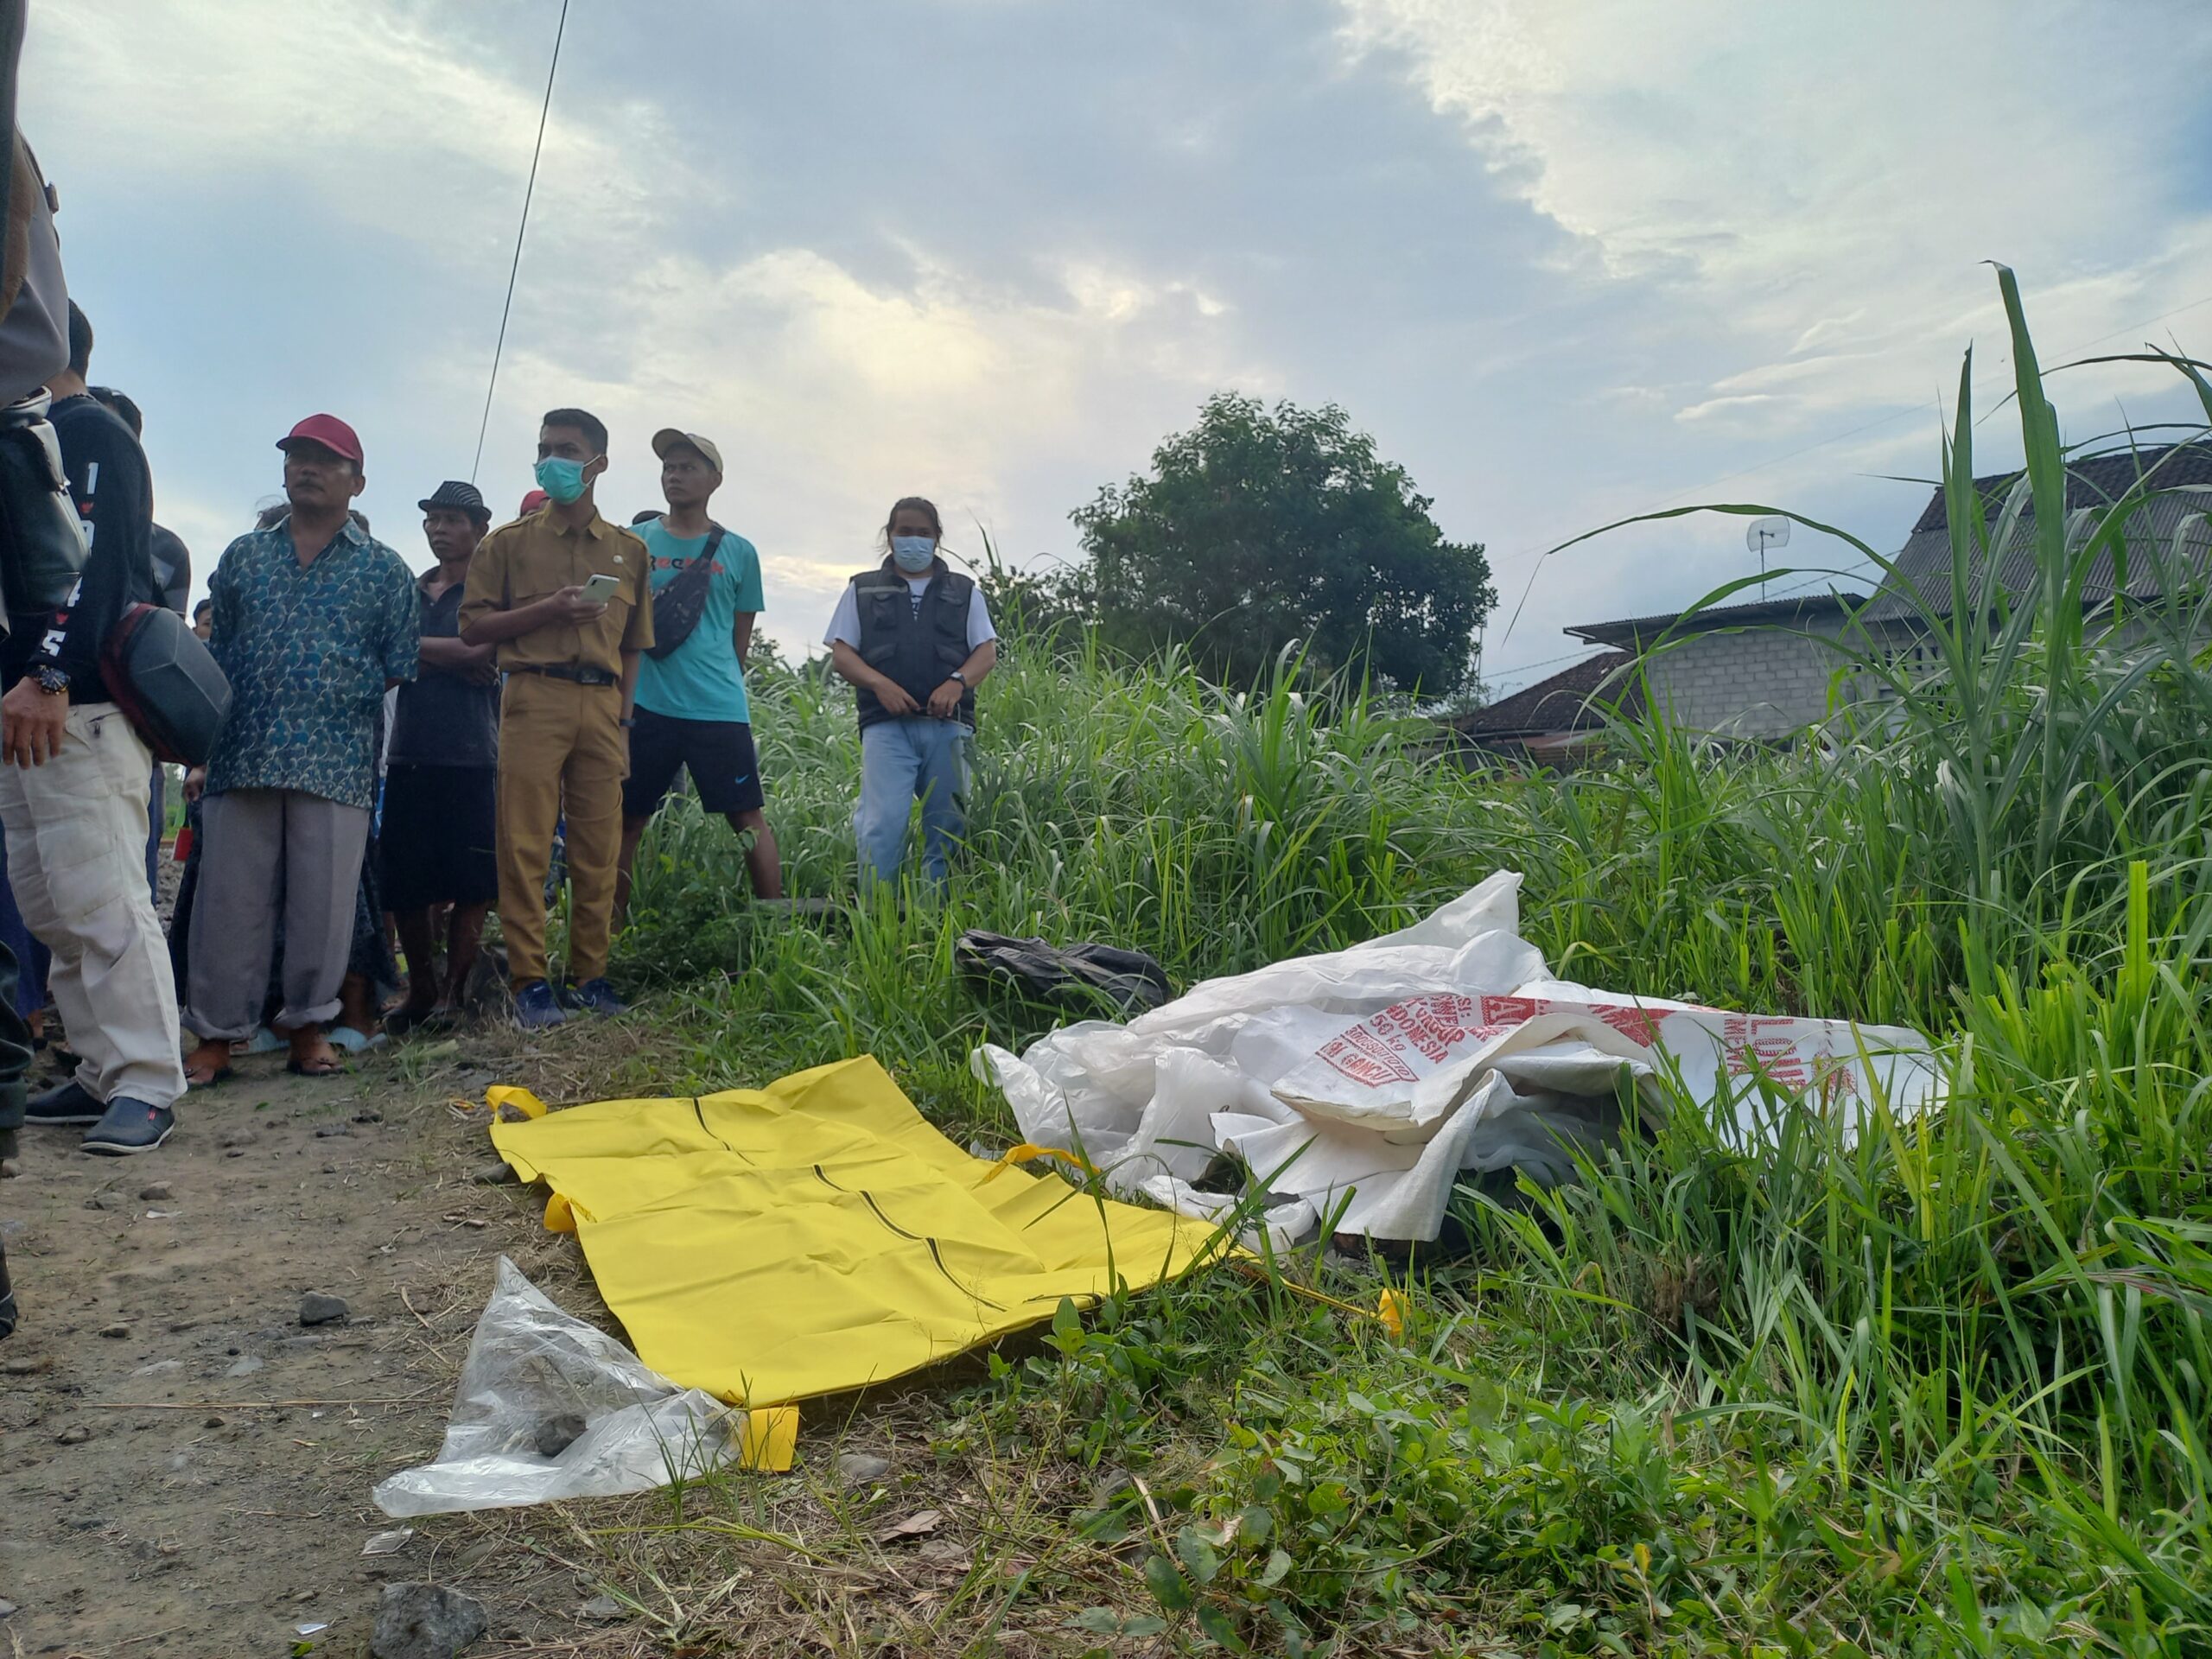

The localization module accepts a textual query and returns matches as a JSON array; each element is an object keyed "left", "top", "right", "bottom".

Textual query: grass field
[{"left": 596, "top": 274, "right": 2212, "bottom": 1656}]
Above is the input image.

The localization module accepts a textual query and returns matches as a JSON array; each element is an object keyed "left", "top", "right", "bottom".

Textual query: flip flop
[
  {"left": 185, "top": 1062, "right": 234, "bottom": 1089},
  {"left": 286, "top": 1053, "right": 344, "bottom": 1078},
  {"left": 326, "top": 1026, "right": 386, "bottom": 1054},
  {"left": 238, "top": 1026, "right": 285, "bottom": 1056}
]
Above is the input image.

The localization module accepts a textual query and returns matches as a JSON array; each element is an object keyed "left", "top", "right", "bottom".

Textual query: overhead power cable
[{"left": 471, "top": 0, "right": 571, "bottom": 484}]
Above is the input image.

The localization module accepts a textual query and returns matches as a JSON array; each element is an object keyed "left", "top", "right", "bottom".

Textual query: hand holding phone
[{"left": 550, "top": 580, "right": 614, "bottom": 623}]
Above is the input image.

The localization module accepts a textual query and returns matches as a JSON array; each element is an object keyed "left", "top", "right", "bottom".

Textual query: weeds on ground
[{"left": 586, "top": 270, "right": 2212, "bottom": 1655}]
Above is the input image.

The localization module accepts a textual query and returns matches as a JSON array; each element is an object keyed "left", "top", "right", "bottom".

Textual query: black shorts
[
  {"left": 380, "top": 763, "right": 499, "bottom": 911},
  {"left": 623, "top": 708, "right": 766, "bottom": 818}
]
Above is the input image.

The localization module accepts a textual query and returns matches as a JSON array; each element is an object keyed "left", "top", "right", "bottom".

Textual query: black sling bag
[{"left": 645, "top": 524, "right": 726, "bottom": 661}]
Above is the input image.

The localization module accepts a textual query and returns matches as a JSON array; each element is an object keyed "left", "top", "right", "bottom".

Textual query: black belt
[{"left": 511, "top": 663, "right": 619, "bottom": 687}]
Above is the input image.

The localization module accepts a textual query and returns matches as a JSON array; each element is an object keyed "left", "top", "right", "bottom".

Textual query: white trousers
[{"left": 0, "top": 702, "right": 187, "bottom": 1109}]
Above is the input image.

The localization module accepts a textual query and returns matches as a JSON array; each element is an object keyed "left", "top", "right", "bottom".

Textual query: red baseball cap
[
  {"left": 276, "top": 413, "right": 364, "bottom": 465},
  {"left": 518, "top": 488, "right": 550, "bottom": 515}
]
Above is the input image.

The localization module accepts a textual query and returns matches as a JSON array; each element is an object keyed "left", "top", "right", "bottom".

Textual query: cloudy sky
[{"left": 25, "top": 0, "right": 2212, "bottom": 688}]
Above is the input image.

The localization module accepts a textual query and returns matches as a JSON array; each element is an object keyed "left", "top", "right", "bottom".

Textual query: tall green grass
[{"left": 617, "top": 270, "right": 2211, "bottom": 1653}]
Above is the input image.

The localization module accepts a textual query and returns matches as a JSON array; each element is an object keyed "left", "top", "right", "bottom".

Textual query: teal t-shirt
[{"left": 631, "top": 518, "right": 766, "bottom": 725}]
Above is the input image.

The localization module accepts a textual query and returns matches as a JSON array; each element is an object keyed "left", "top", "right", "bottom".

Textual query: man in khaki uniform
[{"left": 461, "top": 408, "right": 652, "bottom": 1028}]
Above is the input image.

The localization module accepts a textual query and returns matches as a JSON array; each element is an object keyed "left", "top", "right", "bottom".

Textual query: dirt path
[{"left": 0, "top": 1033, "right": 601, "bottom": 1656}]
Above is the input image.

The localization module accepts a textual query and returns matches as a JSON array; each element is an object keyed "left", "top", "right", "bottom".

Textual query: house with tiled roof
[{"left": 1458, "top": 438, "right": 2210, "bottom": 755}]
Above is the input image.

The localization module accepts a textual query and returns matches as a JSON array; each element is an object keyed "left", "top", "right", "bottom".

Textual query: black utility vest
[{"left": 849, "top": 563, "right": 977, "bottom": 731}]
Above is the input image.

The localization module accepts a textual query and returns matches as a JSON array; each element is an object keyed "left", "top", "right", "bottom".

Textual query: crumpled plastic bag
[
  {"left": 372, "top": 1257, "right": 786, "bottom": 1516},
  {"left": 976, "top": 871, "right": 1942, "bottom": 1243}
]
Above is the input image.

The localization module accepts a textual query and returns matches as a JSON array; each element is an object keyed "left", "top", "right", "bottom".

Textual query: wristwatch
[
  {"left": 946, "top": 669, "right": 967, "bottom": 685},
  {"left": 32, "top": 664, "right": 69, "bottom": 696}
]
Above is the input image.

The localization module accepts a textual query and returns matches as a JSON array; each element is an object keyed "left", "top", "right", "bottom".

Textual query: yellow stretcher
[{"left": 487, "top": 1057, "right": 1224, "bottom": 1408}]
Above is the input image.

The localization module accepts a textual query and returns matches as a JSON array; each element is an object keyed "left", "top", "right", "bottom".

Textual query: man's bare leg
[
  {"left": 728, "top": 809, "right": 785, "bottom": 899},
  {"left": 391, "top": 908, "right": 441, "bottom": 1022},
  {"left": 439, "top": 903, "right": 490, "bottom": 1010}
]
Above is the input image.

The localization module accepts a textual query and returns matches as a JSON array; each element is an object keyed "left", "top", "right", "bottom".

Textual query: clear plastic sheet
[{"left": 372, "top": 1257, "right": 753, "bottom": 1516}]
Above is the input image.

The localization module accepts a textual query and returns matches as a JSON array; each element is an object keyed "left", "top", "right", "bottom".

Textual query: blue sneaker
[
  {"left": 80, "top": 1097, "right": 176, "bottom": 1156},
  {"left": 561, "top": 976, "right": 627, "bottom": 1017},
  {"left": 512, "top": 980, "right": 568, "bottom": 1031},
  {"left": 26, "top": 1077, "right": 103, "bottom": 1126}
]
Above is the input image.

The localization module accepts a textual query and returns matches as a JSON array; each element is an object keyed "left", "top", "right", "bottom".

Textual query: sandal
[{"left": 326, "top": 1025, "right": 386, "bottom": 1054}]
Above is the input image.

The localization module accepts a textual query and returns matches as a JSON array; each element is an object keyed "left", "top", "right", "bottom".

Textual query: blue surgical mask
[
  {"left": 533, "top": 455, "right": 590, "bottom": 505},
  {"left": 890, "top": 535, "right": 937, "bottom": 574}
]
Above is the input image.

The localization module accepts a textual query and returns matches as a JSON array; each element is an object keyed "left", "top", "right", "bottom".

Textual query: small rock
[
  {"left": 137, "top": 1180, "right": 174, "bottom": 1202},
  {"left": 3, "top": 1355, "right": 47, "bottom": 1376},
  {"left": 219, "top": 1129, "right": 257, "bottom": 1149},
  {"left": 315, "top": 1125, "right": 352, "bottom": 1139},
  {"left": 81, "top": 1195, "right": 105, "bottom": 1211},
  {"left": 98, "top": 1321, "right": 130, "bottom": 1339},
  {"left": 203, "top": 1415, "right": 226, "bottom": 1428},
  {"left": 131, "top": 1359, "right": 183, "bottom": 1377},
  {"left": 299, "top": 1292, "right": 350, "bottom": 1326},
  {"left": 353, "top": 1108, "right": 383, "bottom": 1124},
  {"left": 371, "top": 1581, "right": 487, "bottom": 1659},
  {"left": 579, "top": 1593, "right": 626, "bottom": 1623},
  {"left": 225, "top": 1147, "right": 245, "bottom": 1159},
  {"left": 224, "top": 1356, "right": 264, "bottom": 1377},
  {"left": 836, "top": 1452, "right": 892, "bottom": 1486},
  {"left": 533, "top": 1412, "right": 587, "bottom": 1459},
  {"left": 0, "top": 1596, "right": 15, "bottom": 1617},
  {"left": 469, "top": 1162, "right": 518, "bottom": 1186},
  {"left": 55, "top": 1424, "right": 91, "bottom": 1446}
]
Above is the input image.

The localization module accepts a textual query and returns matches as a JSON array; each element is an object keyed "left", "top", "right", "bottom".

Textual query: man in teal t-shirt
[{"left": 617, "top": 429, "right": 784, "bottom": 907}]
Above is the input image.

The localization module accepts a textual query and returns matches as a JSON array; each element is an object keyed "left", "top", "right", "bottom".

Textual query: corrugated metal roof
[
  {"left": 1564, "top": 591, "right": 1864, "bottom": 648},
  {"left": 1866, "top": 440, "right": 2212, "bottom": 621},
  {"left": 1453, "top": 649, "right": 1640, "bottom": 737}
]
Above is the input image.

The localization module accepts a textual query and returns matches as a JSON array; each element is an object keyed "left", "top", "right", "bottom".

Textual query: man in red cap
[{"left": 179, "top": 416, "right": 418, "bottom": 1084}]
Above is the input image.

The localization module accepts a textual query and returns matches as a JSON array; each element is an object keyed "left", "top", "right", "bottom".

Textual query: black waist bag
[
  {"left": 957, "top": 931, "right": 1173, "bottom": 1014},
  {"left": 646, "top": 524, "right": 725, "bottom": 660},
  {"left": 100, "top": 601, "right": 231, "bottom": 765}
]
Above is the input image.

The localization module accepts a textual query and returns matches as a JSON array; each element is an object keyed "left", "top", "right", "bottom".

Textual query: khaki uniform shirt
[{"left": 461, "top": 507, "right": 654, "bottom": 674}]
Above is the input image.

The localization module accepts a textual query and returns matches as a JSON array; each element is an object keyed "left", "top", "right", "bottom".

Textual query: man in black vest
[{"left": 823, "top": 497, "right": 997, "bottom": 888}]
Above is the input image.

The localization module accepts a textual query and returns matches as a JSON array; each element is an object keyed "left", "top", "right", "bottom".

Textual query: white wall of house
[{"left": 1636, "top": 618, "right": 1861, "bottom": 738}]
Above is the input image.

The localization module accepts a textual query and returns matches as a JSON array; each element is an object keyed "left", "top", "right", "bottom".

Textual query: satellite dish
[{"left": 1746, "top": 515, "right": 1789, "bottom": 576}]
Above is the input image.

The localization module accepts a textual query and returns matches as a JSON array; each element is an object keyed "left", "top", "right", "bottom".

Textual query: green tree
[{"left": 1068, "top": 393, "right": 1493, "bottom": 696}]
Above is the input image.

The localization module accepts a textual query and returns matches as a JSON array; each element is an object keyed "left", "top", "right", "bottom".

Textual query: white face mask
[{"left": 890, "top": 536, "right": 936, "bottom": 574}]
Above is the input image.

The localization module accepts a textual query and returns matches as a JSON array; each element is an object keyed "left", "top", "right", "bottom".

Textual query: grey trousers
[{"left": 181, "top": 788, "right": 370, "bottom": 1041}]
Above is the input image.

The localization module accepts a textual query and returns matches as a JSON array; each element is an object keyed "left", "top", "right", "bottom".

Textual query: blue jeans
[{"left": 856, "top": 717, "right": 969, "bottom": 888}]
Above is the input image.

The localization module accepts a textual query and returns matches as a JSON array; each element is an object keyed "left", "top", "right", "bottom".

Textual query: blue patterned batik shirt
[{"left": 204, "top": 513, "right": 419, "bottom": 810}]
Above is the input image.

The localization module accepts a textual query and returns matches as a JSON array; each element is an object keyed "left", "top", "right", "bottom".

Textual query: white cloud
[{"left": 1336, "top": 0, "right": 2212, "bottom": 432}]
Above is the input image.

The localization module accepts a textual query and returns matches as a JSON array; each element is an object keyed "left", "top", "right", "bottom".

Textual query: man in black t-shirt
[
  {"left": 381, "top": 480, "right": 501, "bottom": 1034},
  {"left": 86, "top": 383, "right": 190, "bottom": 896},
  {"left": 3, "top": 302, "right": 186, "bottom": 1154}
]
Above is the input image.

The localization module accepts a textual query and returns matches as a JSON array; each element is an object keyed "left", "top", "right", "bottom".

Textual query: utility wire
[{"left": 471, "top": 0, "right": 571, "bottom": 484}]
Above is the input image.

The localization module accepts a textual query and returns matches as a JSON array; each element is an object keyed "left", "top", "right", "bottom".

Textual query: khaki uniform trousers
[
  {"left": 495, "top": 672, "right": 626, "bottom": 987},
  {"left": 0, "top": 703, "right": 187, "bottom": 1108}
]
